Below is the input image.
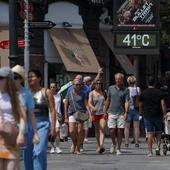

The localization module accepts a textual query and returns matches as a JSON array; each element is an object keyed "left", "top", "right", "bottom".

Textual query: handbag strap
[{"left": 71, "top": 92, "right": 77, "bottom": 112}]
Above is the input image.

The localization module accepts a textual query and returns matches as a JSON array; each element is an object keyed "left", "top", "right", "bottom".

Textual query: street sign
[
  {"left": 29, "top": 21, "right": 56, "bottom": 29},
  {"left": 0, "top": 39, "right": 25, "bottom": 49}
]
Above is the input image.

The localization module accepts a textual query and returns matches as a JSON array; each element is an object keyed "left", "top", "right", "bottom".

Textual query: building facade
[{"left": 0, "top": 0, "right": 168, "bottom": 88}]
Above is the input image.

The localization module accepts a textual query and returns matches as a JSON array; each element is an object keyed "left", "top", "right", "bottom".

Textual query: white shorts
[
  {"left": 69, "top": 115, "right": 77, "bottom": 123},
  {"left": 107, "top": 114, "right": 125, "bottom": 129}
]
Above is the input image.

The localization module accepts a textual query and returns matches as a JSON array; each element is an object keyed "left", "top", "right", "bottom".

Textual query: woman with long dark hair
[
  {"left": 0, "top": 67, "right": 26, "bottom": 170},
  {"left": 28, "top": 69, "right": 56, "bottom": 170}
]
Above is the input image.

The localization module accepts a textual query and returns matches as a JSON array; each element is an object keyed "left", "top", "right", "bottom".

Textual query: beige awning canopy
[
  {"left": 49, "top": 28, "right": 100, "bottom": 73},
  {"left": 100, "top": 30, "right": 134, "bottom": 75},
  {"left": 0, "top": 27, "right": 9, "bottom": 67}
]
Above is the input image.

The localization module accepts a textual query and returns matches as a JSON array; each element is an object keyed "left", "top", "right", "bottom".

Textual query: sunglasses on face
[
  {"left": 74, "top": 84, "right": 81, "bottom": 86},
  {"left": 14, "top": 75, "right": 21, "bottom": 80}
]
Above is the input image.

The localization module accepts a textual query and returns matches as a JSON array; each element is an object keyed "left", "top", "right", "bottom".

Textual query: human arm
[
  {"left": 17, "top": 105, "right": 26, "bottom": 146},
  {"left": 88, "top": 91, "right": 96, "bottom": 112},
  {"left": 91, "top": 68, "right": 103, "bottom": 88},
  {"left": 161, "top": 99, "right": 167, "bottom": 120},
  {"left": 124, "top": 99, "right": 129, "bottom": 120},
  {"left": 64, "top": 98, "right": 69, "bottom": 123},
  {"left": 47, "top": 89, "right": 56, "bottom": 137}
]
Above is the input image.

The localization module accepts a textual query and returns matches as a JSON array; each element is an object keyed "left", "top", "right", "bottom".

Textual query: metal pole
[
  {"left": 24, "top": 0, "right": 29, "bottom": 87},
  {"left": 9, "top": 0, "right": 18, "bottom": 67}
]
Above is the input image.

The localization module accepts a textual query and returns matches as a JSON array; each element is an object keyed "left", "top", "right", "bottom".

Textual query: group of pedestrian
[
  {"left": 0, "top": 64, "right": 169, "bottom": 170},
  {"left": 0, "top": 65, "right": 57, "bottom": 170},
  {"left": 62, "top": 72, "right": 169, "bottom": 157}
]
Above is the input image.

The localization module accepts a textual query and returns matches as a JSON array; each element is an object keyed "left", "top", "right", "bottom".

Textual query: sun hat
[
  {"left": 12, "top": 65, "right": 25, "bottom": 79},
  {"left": 0, "top": 67, "right": 14, "bottom": 79}
]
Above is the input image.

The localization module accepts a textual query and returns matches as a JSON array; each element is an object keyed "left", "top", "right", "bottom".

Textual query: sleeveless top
[
  {"left": 33, "top": 89, "right": 49, "bottom": 117},
  {"left": 0, "top": 92, "right": 15, "bottom": 123},
  {"left": 92, "top": 93, "right": 105, "bottom": 115}
]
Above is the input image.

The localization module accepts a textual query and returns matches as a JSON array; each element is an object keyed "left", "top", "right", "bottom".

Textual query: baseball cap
[{"left": 0, "top": 67, "right": 14, "bottom": 79}]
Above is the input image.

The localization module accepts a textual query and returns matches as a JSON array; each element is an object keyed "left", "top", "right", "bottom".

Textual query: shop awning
[
  {"left": 0, "top": 27, "right": 9, "bottom": 67},
  {"left": 49, "top": 28, "right": 100, "bottom": 73},
  {"left": 100, "top": 30, "right": 134, "bottom": 75}
]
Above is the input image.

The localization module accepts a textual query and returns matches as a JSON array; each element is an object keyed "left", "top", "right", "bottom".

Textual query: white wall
[
  {"left": 0, "top": 2, "right": 9, "bottom": 26},
  {"left": 44, "top": 2, "right": 83, "bottom": 63},
  {"left": 45, "top": 2, "right": 83, "bottom": 29}
]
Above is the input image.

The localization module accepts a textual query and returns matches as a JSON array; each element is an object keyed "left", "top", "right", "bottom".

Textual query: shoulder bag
[{"left": 0, "top": 106, "right": 19, "bottom": 146}]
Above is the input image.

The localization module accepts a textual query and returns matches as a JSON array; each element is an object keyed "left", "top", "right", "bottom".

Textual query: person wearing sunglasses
[
  {"left": 88, "top": 79, "right": 107, "bottom": 154},
  {"left": 0, "top": 67, "right": 26, "bottom": 170},
  {"left": 64, "top": 79, "right": 88, "bottom": 154},
  {"left": 12, "top": 65, "right": 39, "bottom": 170}
]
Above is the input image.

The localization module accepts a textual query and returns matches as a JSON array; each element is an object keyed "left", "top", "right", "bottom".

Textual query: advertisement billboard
[{"left": 114, "top": 0, "right": 159, "bottom": 29}]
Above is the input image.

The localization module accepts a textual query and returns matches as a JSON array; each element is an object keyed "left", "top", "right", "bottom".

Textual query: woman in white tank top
[{"left": 0, "top": 67, "right": 26, "bottom": 170}]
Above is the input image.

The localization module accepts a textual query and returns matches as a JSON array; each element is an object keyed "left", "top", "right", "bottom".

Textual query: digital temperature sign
[{"left": 113, "top": 31, "right": 159, "bottom": 54}]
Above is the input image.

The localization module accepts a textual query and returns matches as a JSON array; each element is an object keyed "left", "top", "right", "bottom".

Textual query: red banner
[{"left": 0, "top": 39, "right": 25, "bottom": 49}]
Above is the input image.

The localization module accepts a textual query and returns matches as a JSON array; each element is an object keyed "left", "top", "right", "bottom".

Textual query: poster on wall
[{"left": 114, "top": 0, "right": 159, "bottom": 28}]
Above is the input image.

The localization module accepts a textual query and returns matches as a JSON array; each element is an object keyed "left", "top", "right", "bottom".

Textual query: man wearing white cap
[{"left": 12, "top": 65, "right": 39, "bottom": 170}]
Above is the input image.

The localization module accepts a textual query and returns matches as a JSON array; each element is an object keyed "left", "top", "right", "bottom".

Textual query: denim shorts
[
  {"left": 144, "top": 117, "right": 163, "bottom": 133},
  {"left": 127, "top": 109, "right": 139, "bottom": 122}
]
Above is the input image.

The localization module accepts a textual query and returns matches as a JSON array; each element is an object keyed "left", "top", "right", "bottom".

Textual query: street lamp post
[
  {"left": 24, "top": 0, "right": 29, "bottom": 87},
  {"left": 9, "top": 0, "right": 18, "bottom": 67}
]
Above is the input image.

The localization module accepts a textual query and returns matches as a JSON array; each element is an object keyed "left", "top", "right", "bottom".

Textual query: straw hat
[{"left": 12, "top": 65, "right": 25, "bottom": 79}]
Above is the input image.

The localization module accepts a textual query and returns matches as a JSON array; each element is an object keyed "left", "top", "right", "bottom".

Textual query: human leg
[
  {"left": 77, "top": 122, "right": 84, "bottom": 154},
  {"left": 133, "top": 121, "right": 140, "bottom": 145},
  {"left": 93, "top": 122, "right": 100, "bottom": 151},
  {"left": 117, "top": 115, "right": 125, "bottom": 150},
  {"left": 124, "top": 122, "right": 130, "bottom": 146},
  {"left": 144, "top": 118, "right": 154, "bottom": 156},
  {"left": 99, "top": 118, "right": 106, "bottom": 148},
  {"left": 0, "top": 159, "right": 4, "bottom": 170},
  {"left": 23, "top": 130, "right": 33, "bottom": 170},
  {"left": 69, "top": 122, "right": 77, "bottom": 153},
  {"left": 33, "top": 120, "right": 50, "bottom": 170},
  {"left": 4, "top": 159, "right": 19, "bottom": 170}
]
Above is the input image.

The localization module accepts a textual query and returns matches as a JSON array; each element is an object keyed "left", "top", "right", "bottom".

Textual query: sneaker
[
  {"left": 80, "top": 144, "right": 84, "bottom": 152},
  {"left": 147, "top": 151, "right": 153, "bottom": 157},
  {"left": 135, "top": 144, "right": 139, "bottom": 148},
  {"left": 155, "top": 148, "right": 160, "bottom": 156},
  {"left": 116, "top": 149, "right": 122, "bottom": 155},
  {"left": 84, "top": 138, "right": 88, "bottom": 143},
  {"left": 99, "top": 147, "right": 105, "bottom": 154},
  {"left": 125, "top": 144, "right": 129, "bottom": 148},
  {"left": 56, "top": 147, "right": 62, "bottom": 154},
  {"left": 110, "top": 144, "right": 116, "bottom": 154},
  {"left": 50, "top": 147, "right": 55, "bottom": 154}
]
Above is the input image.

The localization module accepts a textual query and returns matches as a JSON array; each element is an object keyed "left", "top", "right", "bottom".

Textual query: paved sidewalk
[{"left": 47, "top": 138, "right": 170, "bottom": 170}]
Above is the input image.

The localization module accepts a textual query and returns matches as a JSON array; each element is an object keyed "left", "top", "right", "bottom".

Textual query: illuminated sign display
[
  {"left": 113, "top": 31, "right": 159, "bottom": 54},
  {"left": 114, "top": 32, "right": 158, "bottom": 49},
  {"left": 114, "top": 0, "right": 159, "bottom": 29}
]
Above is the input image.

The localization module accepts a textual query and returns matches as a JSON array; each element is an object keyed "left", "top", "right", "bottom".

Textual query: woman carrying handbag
[
  {"left": 64, "top": 79, "right": 89, "bottom": 155},
  {"left": 0, "top": 67, "right": 26, "bottom": 170}
]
